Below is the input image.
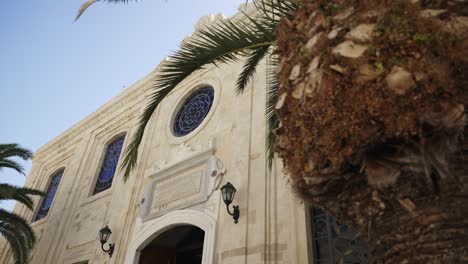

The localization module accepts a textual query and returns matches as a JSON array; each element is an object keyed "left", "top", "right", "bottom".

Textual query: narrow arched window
[
  {"left": 35, "top": 169, "right": 64, "bottom": 221},
  {"left": 93, "top": 135, "right": 125, "bottom": 194}
]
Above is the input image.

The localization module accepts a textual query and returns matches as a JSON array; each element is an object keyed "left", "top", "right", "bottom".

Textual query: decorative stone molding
[
  {"left": 146, "top": 137, "right": 216, "bottom": 174},
  {"left": 76, "top": 111, "right": 135, "bottom": 206},
  {"left": 140, "top": 141, "right": 223, "bottom": 221},
  {"left": 125, "top": 209, "right": 217, "bottom": 264},
  {"left": 194, "top": 13, "right": 226, "bottom": 31},
  {"left": 179, "top": 3, "right": 256, "bottom": 52}
]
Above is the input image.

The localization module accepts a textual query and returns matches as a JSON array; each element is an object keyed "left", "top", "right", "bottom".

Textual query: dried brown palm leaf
[
  {"left": 75, "top": 0, "right": 98, "bottom": 22},
  {"left": 363, "top": 104, "right": 465, "bottom": 189}
]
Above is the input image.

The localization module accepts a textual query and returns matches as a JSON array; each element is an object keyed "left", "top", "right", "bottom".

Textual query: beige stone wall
[{"left": 0, "top": 13, "right": 311, "bottom": 264}]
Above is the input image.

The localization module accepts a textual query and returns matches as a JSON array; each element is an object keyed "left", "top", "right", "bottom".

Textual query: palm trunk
[
  {"left": 310, "top": 170, "right": 468, "bottom": 263},
  {"left": 275, "top": 0, "right": 468, "bottom": 262}
]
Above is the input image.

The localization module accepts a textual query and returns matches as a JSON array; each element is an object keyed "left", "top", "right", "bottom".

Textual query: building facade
[{"left": 0, "top": 9, "right": 367, "bottom": 264}]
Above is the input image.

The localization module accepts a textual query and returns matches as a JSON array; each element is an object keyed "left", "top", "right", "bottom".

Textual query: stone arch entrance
[
  {"left": 125, "top": 210, "right": 216, "bottom": 264},
  {"left": 138, "top": 225, "right": 204, "bottom": 264}
]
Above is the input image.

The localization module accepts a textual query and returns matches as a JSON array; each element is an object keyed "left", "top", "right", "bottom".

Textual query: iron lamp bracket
[
  {"left": 226, "top": 204, "right": 240, "bottom": 224},
  {"left": 101, "top": 242, "right": 114, "bottom": 258}
]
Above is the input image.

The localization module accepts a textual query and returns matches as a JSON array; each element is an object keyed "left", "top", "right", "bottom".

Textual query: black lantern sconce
[
  {"left": 221, "top": 182, "right": 240, "bottom": 224},
  {"left": 99, "top": 226, "right": 115, "bottom": 258}
]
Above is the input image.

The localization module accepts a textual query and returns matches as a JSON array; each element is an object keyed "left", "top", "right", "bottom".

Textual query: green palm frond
[
  {"left": 0, "top": 209, "right": 36, "bottom": 247},
  {"left": 120, "top": 11, "right": 283, "bottom": 179},
  {"left": 0, "top": 209, "right": 37, "bottom": 264},
  {"left": 236, "top": 46, "right": 270, "bottom": 94},
  {"left": 0, "top": 144, "right": 38, "bottom": 263},
  {"left": 74, "top": 1, "right": 300, "bottom": 177},
  {"left": 266, "top": 55, "right": 279, "bottom": 169},
  {"left": 0, "top": 159, "right": 25, "bottom": 176},
  {"left": 0, "top": 144, "right": 33, "bottom": 161},
  {"left": 0, "top": 190, "right": 42, "bottom": 264},
  {"left": 253, "top": 0, "right": 298, "bottom": 22},
  {"left": 0, "top": 184, "right": 44, "bottom": 210},
  {"left": 1, "top": 223, "right": 28, "bottom": 264},
  {"left": 0, "top": 144, "right": 33, "bottom": 176},
  {"left": 75, "top": 0, "right": 137, "bottom": 21}
]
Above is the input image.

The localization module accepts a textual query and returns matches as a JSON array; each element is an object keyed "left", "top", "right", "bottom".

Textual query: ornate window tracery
[
  {"left": 173, "top": 86, "right": 214, "bottom": 137},
  {"left": 35, "top": 170, "right": 63, "bottom": 221},
  {"left": 311, "top": 207, "right": 369, "bottom": 264},
  {"left": 93, "top": 135, "right": 125, "bottom": 194}
]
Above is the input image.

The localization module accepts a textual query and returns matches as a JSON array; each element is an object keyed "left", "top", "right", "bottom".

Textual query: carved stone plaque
[
  {"left": 140, "top": 148, "right": 222, "bottom": 221},
  {"left": 151, "top": 167, "right": 205, "bottom": 214}
]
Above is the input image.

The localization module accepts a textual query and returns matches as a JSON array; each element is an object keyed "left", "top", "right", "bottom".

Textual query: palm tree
[
  {"left": 0, "top": 144, "right": 44, "bottom": 264},
  {"left": 76, "top": 0, "right": 467, "bottom": 262},
  {"left": 274, "top": 1, "right": 467, "bottom": 262}
]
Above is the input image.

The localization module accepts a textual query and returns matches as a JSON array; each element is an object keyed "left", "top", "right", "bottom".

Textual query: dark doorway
[{"left": 139, "top": 225, "right": 205, "bottom": 264}]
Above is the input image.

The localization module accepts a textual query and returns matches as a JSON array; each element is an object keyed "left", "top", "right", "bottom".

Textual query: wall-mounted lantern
[
  {"left": 99, "top": 226, "right": 115, "bottom": 258},
  {"left": 221, "top": 182, "right": 240, "bottom": 224}
]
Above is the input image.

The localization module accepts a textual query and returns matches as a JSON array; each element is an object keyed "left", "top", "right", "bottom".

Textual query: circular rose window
[{"left": 173, "top": 86, "right": 214, "bottom": 137}]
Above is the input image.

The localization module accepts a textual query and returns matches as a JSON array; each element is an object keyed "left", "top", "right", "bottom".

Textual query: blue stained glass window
[
  {"left": 311, "top": 207, "right": 369, "bottom": 264},
  {"left": 35, "top": 170, "right": 63, "bottom": 221},
  {"left": 93, "top": 135, "right": 125, "bottom": 194},
  {"left": 173, "top": 86, "right": 214, "bottom": 137}
]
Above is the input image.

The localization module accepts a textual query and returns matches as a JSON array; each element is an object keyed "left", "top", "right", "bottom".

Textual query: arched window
[
  {"left": 93, "top": 135, "right": 125, "bottom": 194},
  {"left": 310, "top": 207, "right": 369, "bottom": 263},
  {"left": 35, "top": 169, "right": 64, "bottom": 221},
  {"left": 173, "top": 86, "right": 214, "bottom": 137}
]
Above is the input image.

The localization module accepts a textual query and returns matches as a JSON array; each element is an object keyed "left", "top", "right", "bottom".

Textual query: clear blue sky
[{"left": 0, "top": 0, "right": 244, "bottom": 211}]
